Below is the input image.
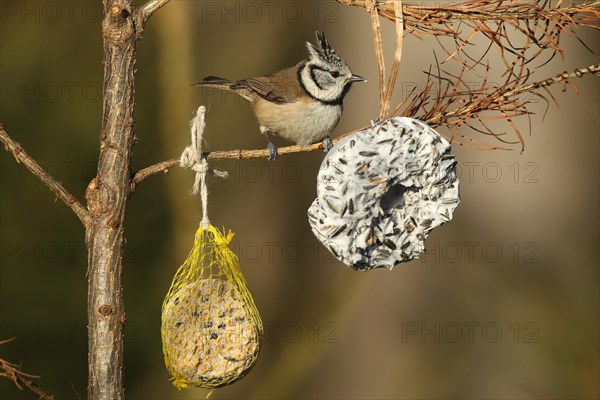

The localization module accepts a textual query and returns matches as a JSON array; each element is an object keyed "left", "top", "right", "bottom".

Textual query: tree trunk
[{"left": 85, "top": 2, "right": 137, "bottom": 399}]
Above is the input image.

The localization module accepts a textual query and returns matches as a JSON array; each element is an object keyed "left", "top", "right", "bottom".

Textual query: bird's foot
[
  {"left": 322, "top": 136, "right": 333, "bottom": 153},
  {"left": 267, "top": 142, "right": 278, "bottom": 161},
  {"left": 261, "top": 127, "right": 278, "bottom": 161}
]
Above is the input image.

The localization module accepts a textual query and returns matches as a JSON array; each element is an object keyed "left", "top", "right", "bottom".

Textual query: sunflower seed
[
  {"left": 329, "top": 224, "right": 347, "bottom": 238},
  {"left": 359, "top": 151, "right": 378, "bottom": 157},
  {"left": 384, "top": 239, "right": 397, "bottom": 250}
]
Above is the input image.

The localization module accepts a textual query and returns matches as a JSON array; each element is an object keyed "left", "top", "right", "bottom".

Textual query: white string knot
[{"left": 180, "top": 106, "right": 227, "bottom": 229}]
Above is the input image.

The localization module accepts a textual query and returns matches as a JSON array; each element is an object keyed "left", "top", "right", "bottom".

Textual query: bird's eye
[{"left": 330, "top": 70, "right": 340, "bottom": 78}]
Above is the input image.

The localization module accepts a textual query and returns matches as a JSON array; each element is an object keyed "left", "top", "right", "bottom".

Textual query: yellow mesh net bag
[
  {"left": 161, "top": 225, "right": 262, "bottom": 389},
  {"left": 161, "top": 106, "right": 262, "bottom": 389}
]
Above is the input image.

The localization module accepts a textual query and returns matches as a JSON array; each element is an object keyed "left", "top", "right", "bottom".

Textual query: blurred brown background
[{"left": 1, "top": 1, "right": 598, "bottom": 399}]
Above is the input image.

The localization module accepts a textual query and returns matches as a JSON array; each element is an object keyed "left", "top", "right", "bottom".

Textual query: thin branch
[
  {"left": 368, "top": 0, "right": 387, "bottom": 119},
  {"left": 132, "top": 63, "right": 598, "bottom": 185},
  {"left": 0, "top": 125, "right": 90, "bottom": 226},
  {"left": 500, "top": 64, "right": 600, "bottom": 99},
  {"left": 383, "top": 0, "right": 404, "bottom": 118},
  {"left": 137, "top": 0, "right": 171, "bottom": 23},
  {"left": 130, "top": 127, "right": 365, "bottom": 190},
  {"left": 0, "top": 338, "right": 55, "bottom": 400}
]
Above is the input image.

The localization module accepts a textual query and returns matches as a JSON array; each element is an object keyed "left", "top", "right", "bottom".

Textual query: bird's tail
[
  {"left": 192, "top": 76, "right": 240, "bottom": 90},
  {"left": 192, "top": 76, "right": 255, "bottom": 101}
]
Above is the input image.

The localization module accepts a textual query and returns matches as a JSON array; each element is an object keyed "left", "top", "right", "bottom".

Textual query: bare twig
[
  {"left": 137, "top": 0, "right": 171, "bottom": 23},
  {"left": 499, "top": 64, "right": 600, "bottom": 99},
  {"left": 0, "top": 126, "right": 90, "bottom": 226},
  {"left": 134, "top": 0, "right": 172, "bottom": 38},
  {"left": 367, "top": 0, "right": 387, "bottom": 119},
  {"left": 132, "top": 63, "right": 598, "bottom": 185},
  {"left": 366, "top": 0, "right": 408, "bottom": 119},
  {"left": 383, "top": 0, "right": 404, "bottom": 118},
  {"left": 0, "top": 338, "right": 55, "bottom": 400}
]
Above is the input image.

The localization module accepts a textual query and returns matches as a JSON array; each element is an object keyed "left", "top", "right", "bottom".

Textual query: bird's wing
[{"left": 239, "top": 62, "right": 305, "bottom": 105}]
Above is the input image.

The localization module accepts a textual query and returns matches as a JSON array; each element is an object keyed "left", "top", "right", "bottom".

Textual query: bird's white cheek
[
  {"left": 311, "top": 83, "right": 341, "bottom": 102},
  {"left": 303, "top": 78, "right": 321, "bottom": 98},
  {"left": 322, "top": 86, "right": 343, "bottom": 102}
]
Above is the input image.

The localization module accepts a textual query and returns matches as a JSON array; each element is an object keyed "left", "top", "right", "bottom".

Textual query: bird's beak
[{"left": 350, "top": 74, "right": 367, "bottom": 83}]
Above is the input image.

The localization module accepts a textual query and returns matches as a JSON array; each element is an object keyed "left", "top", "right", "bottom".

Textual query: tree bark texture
[{"left": 85, "top": 2, "right": 137, "bottom": 399}]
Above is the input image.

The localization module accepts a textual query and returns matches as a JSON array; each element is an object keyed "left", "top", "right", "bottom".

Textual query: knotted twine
[{"left": 180, "top": 105, "right": 227, "bottom": 227}]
